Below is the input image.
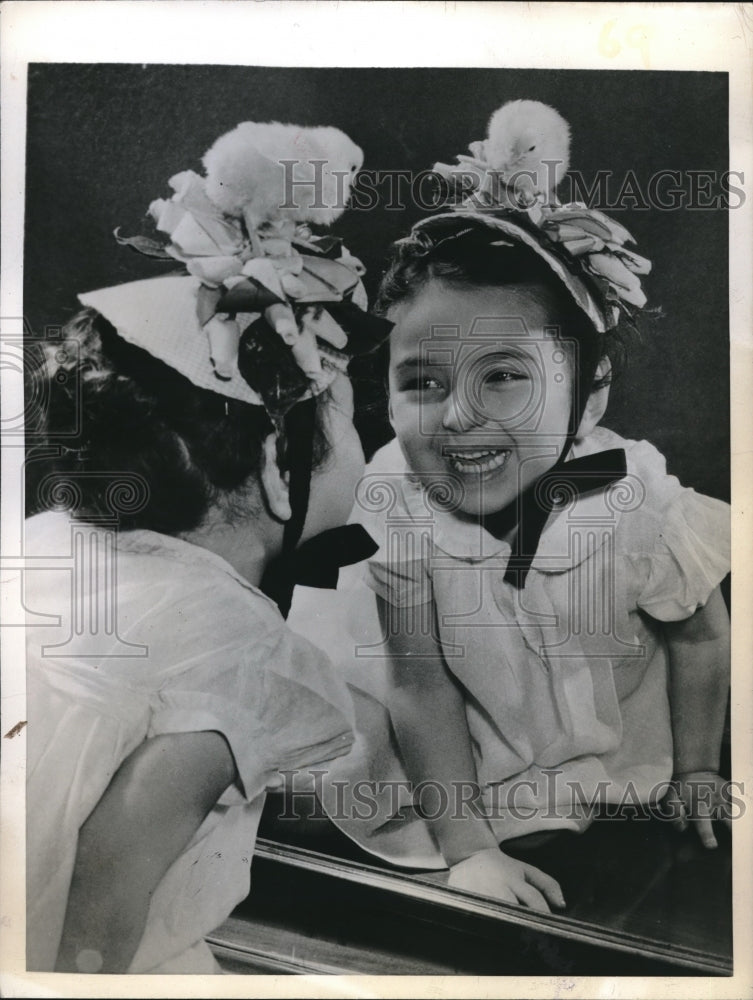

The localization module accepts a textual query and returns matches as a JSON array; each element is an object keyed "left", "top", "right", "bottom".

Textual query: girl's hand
[
  {"left": 664, "top": 770, "right": 733, "bottom": 849},
  {"left": 663, "top": 587, "right": 730, "bottom": 851},
  {"left": 447, "top": 847, "right": 566, "bottom": 913}
]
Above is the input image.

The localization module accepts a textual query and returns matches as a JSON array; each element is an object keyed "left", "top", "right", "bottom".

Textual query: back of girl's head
[
  {"left": 26, "top": 309, "right": 328, "bottom": 533},
  {"left": 376, "top": 215, "right": 632, "bottom": 393}
]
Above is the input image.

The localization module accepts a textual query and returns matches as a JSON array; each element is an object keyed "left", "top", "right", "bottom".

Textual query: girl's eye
[
  {"left": 400, "top": 375, "right": 445, "bottom": 393},
  {"left": 418, "top": 376, "right": 445, "bottom": 392},
  {"left": 483, "top": 369, "right": 526, "bottom": 386},
  {"left": 528, "top": 144, "right": 536, "bottom": 152}
]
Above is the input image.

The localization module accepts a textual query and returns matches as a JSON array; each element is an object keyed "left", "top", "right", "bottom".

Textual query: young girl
[
  {"left": 23, "top": 122, "right": 388, "bottom": 973},
  {"left": 302, "top": 106, "right": 731, "bottom": 914}
]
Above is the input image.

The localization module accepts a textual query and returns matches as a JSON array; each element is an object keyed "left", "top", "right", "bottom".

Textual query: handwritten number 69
[{"left": 599, "top": 20, "right": 652, "bottom": 69}]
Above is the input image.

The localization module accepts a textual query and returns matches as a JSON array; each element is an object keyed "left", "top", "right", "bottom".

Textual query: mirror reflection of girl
[
  {"left": 313, "top": 165, "right": 731, "bottom": 914},
  {"left": 24, "top": 131, "right": 385, "bottom": 973}
]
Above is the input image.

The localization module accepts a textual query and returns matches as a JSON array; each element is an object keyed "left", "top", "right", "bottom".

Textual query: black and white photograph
[{"left": 1, "top": 3, "right": 752, "bottom": 997}]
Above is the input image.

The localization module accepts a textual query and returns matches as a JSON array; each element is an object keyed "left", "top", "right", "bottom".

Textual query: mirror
[
  {"left": 248, "top": 569, "right": 732, "bottom": 977},
  {"left": 22, "top": 62, "right": 734, "bottom": 979}
]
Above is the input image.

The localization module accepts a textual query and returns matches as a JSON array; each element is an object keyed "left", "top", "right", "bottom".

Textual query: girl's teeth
[{"left": 445, "top": 450, "right": 509, "bottom": 474}]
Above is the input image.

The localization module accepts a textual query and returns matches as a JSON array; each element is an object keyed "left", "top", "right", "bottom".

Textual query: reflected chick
[{"left": 203, "top": 121, "right": 363, "bottom": 238}]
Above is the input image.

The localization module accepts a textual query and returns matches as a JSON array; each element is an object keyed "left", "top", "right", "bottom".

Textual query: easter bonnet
[
  {"left": 426, "top": 99, "right": 651, "bottom": 333},
  {"left": 80, "top": 120, "right": 392, "bottom": 420}
]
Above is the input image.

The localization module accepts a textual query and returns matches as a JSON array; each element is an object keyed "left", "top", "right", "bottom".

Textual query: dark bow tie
[
  {"left": 262, "top": 450, "right": 626, "bottom": 614},
  {"left": 261, "top": 523, "right": 379, "bottom": 618},
  {"left": 483, "top": 448, "right": 628, "bottom": 590}
]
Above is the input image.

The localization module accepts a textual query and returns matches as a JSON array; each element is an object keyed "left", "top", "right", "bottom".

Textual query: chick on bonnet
[{"left": 134, "top": 120, "right": 369, "bottom": 395}]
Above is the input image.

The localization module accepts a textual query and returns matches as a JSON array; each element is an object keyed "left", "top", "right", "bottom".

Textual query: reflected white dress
[
  {"left": 25, "top": 512, "right": 355, "bottom": 972},
  {"left": 289, "top": 427, "right": 730, "bottom": 868}
]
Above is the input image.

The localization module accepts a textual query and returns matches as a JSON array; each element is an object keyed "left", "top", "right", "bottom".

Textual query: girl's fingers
[
  {"left": 669, "top": 808, "right": 688, "bottom": 833},
  {"left": 522, "top": 864, "right": 567, "bottom": 908},
  {"left": 513, "top": 881, "right": 551, "bottom": 914},
  {"left": 478, "top": 880, "right": 519, "bottom": 905},
  {"left": 664, "top": 786, "right": 688, "bottom": 832},
  {"left": 694, "top": 816, "right": 718, "bottom": 849},
  {"left": 448, "top": 867, "right": 517, "bottom": 905},
  {"left": 496, "top": 887, "right": 522, "bottom": 906},
  {"left": 713, "top": 791, "right": 733, "bottom": 827}
]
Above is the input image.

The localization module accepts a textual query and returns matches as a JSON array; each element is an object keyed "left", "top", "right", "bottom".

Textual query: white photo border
[{"left": 2, "top": 3, "right": 751, "bottom": 998}]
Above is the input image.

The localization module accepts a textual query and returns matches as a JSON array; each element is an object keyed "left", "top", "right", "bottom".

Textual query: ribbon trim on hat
[
  {"left": 432, "top": 144, "right": 651, "bottom": 333},
  {"left": 114, "top": 168, "right": 391, "bottom": 415}
]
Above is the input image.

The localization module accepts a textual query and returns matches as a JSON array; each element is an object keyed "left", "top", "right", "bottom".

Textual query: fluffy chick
[
  {"left": 203, "top": 121, "right": 363, "bottom": 237},
  {"left": 485, "top": 100, "right": 570, "bottom": 197}
]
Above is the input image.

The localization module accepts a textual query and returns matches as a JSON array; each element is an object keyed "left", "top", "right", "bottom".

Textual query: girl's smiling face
[{"left": 387, "top": 280, "right": 576, "bottom": 518}]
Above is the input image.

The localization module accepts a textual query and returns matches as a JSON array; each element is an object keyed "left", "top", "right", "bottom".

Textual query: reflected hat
[{"left": 80, "top": 123, "right": 391, "bottom": 418}]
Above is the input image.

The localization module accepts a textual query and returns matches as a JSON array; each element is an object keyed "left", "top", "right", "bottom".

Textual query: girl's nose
[{"left": 441, "top": 388, "right": 481, "bottom": 433}]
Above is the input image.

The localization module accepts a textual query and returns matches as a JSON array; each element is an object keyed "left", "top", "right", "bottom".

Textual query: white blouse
[
  {"left": 289, "top": 427, "right": 730, "bottom": 867},
  {"left": 25, "top": 512, "right": 355, "bottom": 972}
]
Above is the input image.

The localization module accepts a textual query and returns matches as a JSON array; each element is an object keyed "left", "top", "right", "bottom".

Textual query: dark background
[{"left": 24, "top": 65, "right": 730, "bottom": 501}]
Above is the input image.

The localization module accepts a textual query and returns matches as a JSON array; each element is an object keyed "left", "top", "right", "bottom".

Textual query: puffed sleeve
[
  {"left": 147, "top": 589, "right": 355, "bottom": 802},
  {"left": 634, "top": 488, "right": 730, "bottom": 621}
]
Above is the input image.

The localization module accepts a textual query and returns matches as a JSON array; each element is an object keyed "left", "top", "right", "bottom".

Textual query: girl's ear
[
  {"left": 259, "top": 433, "right": 292, "bottom": 522},
  {"left": 575, "top": 358, "right": 612, "bottom": 441},
  {"left": 388, "top": 396, "right": 396, "bottom": 431}
]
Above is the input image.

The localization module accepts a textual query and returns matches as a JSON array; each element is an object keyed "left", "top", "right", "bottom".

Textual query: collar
[
  {"left": 115, "top": 526, "right": 280, "bottom": 608},
  {"left": 397, "top": 428, "right": 629, "bottom": 582},
  {"left": 501, "top": 447, "right": 627, "bottom": 587}
]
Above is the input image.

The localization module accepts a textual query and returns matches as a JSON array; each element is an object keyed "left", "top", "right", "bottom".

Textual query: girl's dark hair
[
  {"left": 376, "top": 216, "right": 633, "bottom": 394},
  {"left": 25, "top": 309, "right": 330, "bottom": 533}
]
